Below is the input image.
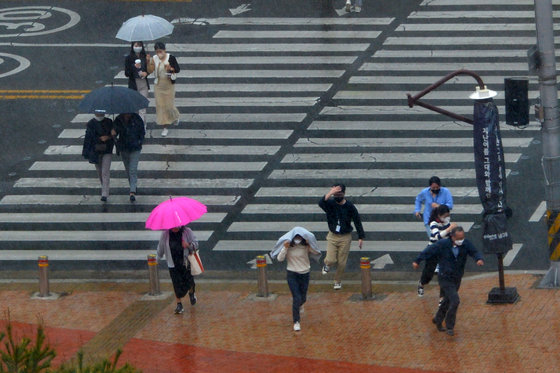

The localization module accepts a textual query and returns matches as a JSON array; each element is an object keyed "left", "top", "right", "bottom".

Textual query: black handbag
[{"left": 94, "top": 143, "right": 107, "bottom": 152}]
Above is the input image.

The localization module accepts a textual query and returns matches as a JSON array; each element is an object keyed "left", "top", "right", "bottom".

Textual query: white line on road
[
  {"left": 113, "top": 70, "right": 345, "bottom": 79},
  {"left": 214, "top": 240, "right": 435, "bottom": 252},
  {"left": 0, "top": 230, "right": 211, "bottom": 241},
  {"left": 227, "top": 221, "right": 474, "bottom": 232},
  {"left": 529, "top": 201, "right": 547, "bottom": 222},
  {"left": 174, "top": 56, "right": 357, "bottom": 64},
  {"left": 30, "top": 161, "right": 267, "bottom": 172},
  {"left": 172, "top": 17, "right": 394, "bottom": 25},
  {"left": 503, "top": 244, "right": 523, "bottom": 266},
  {"left": 384, "top": 36, "right": 560, "bottom": 45},
  {"left": 254, "top": 187, "right": 481, "bottom": 198},
  {"left": 0, "top": 195, "right": 240, "bottom": 206},
  {"left": 280, "top": 152, "right": 522, "bottom": 163},
  {"left": 0, "top": 250, "right": 160, "bottom": 261},
  {"left": 58, "top": 129, "right": 293, "bottom": 140},
  {"left": 241, "top": 204, "right": 483, "bottom": 214},
  {"left": 267, "top": 169, "right": 510, "bottom": 180},
  {"left": 0, "top": 212, "right": 226, "bottom": 223},
  {"left": 14, "top": 178, "right": 254, "bottom": 189},
  {"left": 360, "top": 62, "right": 532, "bottom": 71},
  {"left": 293, "top": 137, "right": 533, "bottom": 148},
  {"left": 45, "top": 145, "right": 280, "bottom": 156},
  {"left": 71, "top": 113, "right": 307, "bottom": 123},
  {"left": 147, "top": 97, "right": 319, "bottom": 107},
  {"left": 213, "top": 30, "right": 382, "bottom": 38},
  {"left": 308, "top": 121, "right": 540, "bottom": 132}
]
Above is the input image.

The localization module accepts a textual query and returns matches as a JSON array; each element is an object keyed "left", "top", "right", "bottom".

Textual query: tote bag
[{"left": 188, "top": 251, "right": 204, "bottom": 276}]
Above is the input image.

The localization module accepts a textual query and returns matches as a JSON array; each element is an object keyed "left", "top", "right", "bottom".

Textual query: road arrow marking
[
  {"left": 230, "top": 4, "right": 252, "bottom": 16},
  {"left": 370, "top": 254, "right": 394, "bottom": 269},
  {"left": 247, "top": 253, "right": 272, "bottom": 269}
]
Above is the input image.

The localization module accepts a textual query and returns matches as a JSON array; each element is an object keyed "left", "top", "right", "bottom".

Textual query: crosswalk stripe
[
  {"left": 241, "top": 204, "right": 483, "bottom": 214},
  {"left": 0, "top": 250, "right": 164, "bottom": 261},
  {"left": 14, "top": 178, "right": 253, "bottom": 189},
  {"left": 174, "top": 56, "right": 357, "bottom": 64},
  {"left": 334, "top": 90, "right": 542, "bottom": 100},
  {"left": 372, "top": 50, "right": 541, "bottom": 58},
  {"left": 166, "top": 43, "right": 370, "bottom": 52},
  {"left": 395, "top": 23, "right": 548, "bottom": 31},
  {"left": 147, "top": 97, "right": 320, "bottom": 107},
  {"left": 280, "top": 153, "right": 522, "bottom": 163},
  {"left": 361, "top": 62, "right": 533, "bottom": 71},
  {"left": 0, "top": 195, "right": 240, "bottom": 206},
  {"left": 254, "top": 187, "right": 479, "bottom": 198},
  {"left": 59, "top": 129, "right": 293, "bottom": 140},
  {"left": 319, "top": 105, "right": 508, "bottom": 116},
  {"left": 308, "top": 121, "right": 540, "bottom": 132},
  {"left": 408, "top": 11, "right": 560, "bottom": 18},
  {"left": 293, "top": 138, "right": 532, "bottom": 148},
  {"left": 212, "top": 30, "right": 383, "bottom": 39},
  {"left": 30, "top": 161, "right": 267, "bottom": 172},
  {"left": 420, "top": 0, "right": 552, "bottom": 5},
  {"left": 214, "top": 240, "right": 436, "bottom": 252},
  {"left": 114, "top": 70, "right": 346, "bottom": 79},
  {"left": 349, "top": 76, "right": 533, "bottom": 84},
  {"left": 45, "top": 145, "right": 281, "bottom": 156},
  {"left": 0, "top": 212, "right": 226, "bottom": 223},
  {"left": 385, "top": 36, "right": 560, "bottom": 45},
  {"left": 267, "top": 169, "right": 511, "bottom": 180},
  {"left": 0, "top": 231, "right": 211, "bottom": 241},
  {"left": 153, "top": 83, "right": 333, "bottom": 92},
  {"left": 71, "top": 113, "right": 307, "bottom": 123},
  {"left": 227, "top": 221, "right": 474, "bottom": 232},
  {"left": 185, "top": 17, "right": 394, "bottom": 25}
]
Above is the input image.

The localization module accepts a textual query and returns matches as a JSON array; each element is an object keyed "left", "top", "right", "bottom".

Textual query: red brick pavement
[{"left": 1, "top": 274, "right": 560, "bottom": 372}]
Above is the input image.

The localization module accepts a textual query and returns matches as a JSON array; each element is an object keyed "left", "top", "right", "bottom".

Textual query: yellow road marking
[
  {"left": 0, "top": 90, "right": 90, "bottom": 93},
  {"left": 0, "top": 89, "right": 90, "bottom": 100}
]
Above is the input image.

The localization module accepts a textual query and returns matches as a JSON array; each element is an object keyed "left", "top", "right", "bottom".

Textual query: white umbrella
[
  {"left": 116, "top": 15, "right": 174, "bottom": 42},
  {"left": 270, "top": 226, "right": 322, "bottom": 262}
]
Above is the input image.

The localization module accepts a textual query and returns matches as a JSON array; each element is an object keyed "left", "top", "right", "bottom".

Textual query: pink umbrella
[{"left": 145, "top": 197, "right": 207, "bottom": 230}]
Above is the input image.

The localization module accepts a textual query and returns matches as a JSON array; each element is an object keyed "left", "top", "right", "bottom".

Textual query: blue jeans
[
  {"left": 287, "top": 271, "right": 310, "bottom": 323},
  {"left": 121, "top": 150, "right": 141, "bottom": 193}
]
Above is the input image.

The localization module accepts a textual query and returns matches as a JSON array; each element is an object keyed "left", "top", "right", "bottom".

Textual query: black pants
[
  {"left": 420, "top": 256, "right": 438, "bottom": 285},
  {"left": 169, "top": 263, "right": 195, "bottom": 299},
  {"left": 287, "top": 271, "right": 310, "bottom": 323},
  {"left": 434, "top": 279, "right": 461, "bottom": 330}
]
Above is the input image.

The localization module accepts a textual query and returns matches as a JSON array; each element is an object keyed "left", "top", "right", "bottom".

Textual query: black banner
[{"left": 473, "top": 99, "right": 512, "bottom": 254}]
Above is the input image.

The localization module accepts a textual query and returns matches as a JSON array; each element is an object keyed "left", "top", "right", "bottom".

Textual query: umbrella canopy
[
  {"left": 79, "top": 86, "right": 149, "bottom": 114},
  {"left": 116, "top": 14, "right": 174, "bottom": 42},
  {"left": 270, "top": 226, "right": 321, "bottom": 262},
  {"left": 146, "top": 197, "right": 207, "bottom": 230}
]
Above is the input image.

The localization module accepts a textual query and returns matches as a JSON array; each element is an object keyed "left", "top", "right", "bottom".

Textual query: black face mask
[
  {"left": 334, "top": 196, "right": 344, "bottom": 203},
  {"left": 431, "top": 189, "right": 440, "bottom": 194}
]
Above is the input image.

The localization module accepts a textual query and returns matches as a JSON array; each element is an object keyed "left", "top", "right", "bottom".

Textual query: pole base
[
  {"left": 486, "top": 287, "right": 520, "bottom": 304},
  {"left": 538, "top": 261, "right": 560, "bottom": 288}
]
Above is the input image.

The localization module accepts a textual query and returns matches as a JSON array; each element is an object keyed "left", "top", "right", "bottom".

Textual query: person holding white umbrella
[
  {"left": 271, "top": 227, "right": 321, "bottom": 332},
  {"left": 147, "top": 42, "right": 180, "bottom": 137}
]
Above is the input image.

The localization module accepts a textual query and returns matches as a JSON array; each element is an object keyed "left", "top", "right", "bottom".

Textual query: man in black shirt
[{"left": 318, "top": 183, "right": 365, "bottom": 290}]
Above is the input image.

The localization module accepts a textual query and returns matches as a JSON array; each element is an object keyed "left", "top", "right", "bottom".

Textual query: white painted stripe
[
  {"left": 268, "top": 169, "right": 510, "bottom": 180},
  {"left": 335, "top": 90, "right": 542, "bottom": 100},
  {"left": 241, "top": 203, "right": 483, "bottom": 214},
  {"left": 320, "top": 105, "right": 506, "bottom": 116},
  {"left": 227, "top": 221, "right": 474, "bottom": 232},
  {"left": 396, "top": 23, "right": 541, "bottom": 31},
  {"left": 45, "top": 145, "right": 280, "bottom": 156},
  {"left": 174, "top": 56, "right": 357, "bottom": 64},
  {"left": 0, "top": 231, "right": 211, "bottom": 241},
  {"left": 180, "top": 17, "right": 394, "bottom": 25},
  {"left": 503, "top": 244, "right": 523, "bottom": 267},
  {"left": 14, "top": 178, "right": 253, "bottom": 189},
  {"left": 254, "top": 187, "right": 479, "bottom": 198},
  {"left": 161, "top": 83, "right": 333, "bottom": 92},
  {"left": 71, "top": 113, "right": 307, "bottom": 123},
  {"left": 59, "top": 129, "right": 293, "bottom": 140},
  {"left": 0, "top": 195, "right": 240, "bottom": 206},
  {"left": 213, "top": 30, "right": 382, "bottom": 38},
  {"left": 349, "top": 76, "right": 535, "bottom": 85},
  {"left": 147, "top": 97, "right": 319, "bottom": 107},
  {"left": 360, "top": 62, "right": 531, "bottom": 71},
  {"left": 0, "top": 250, "right": 163, "bottom": 261},
  {"left": 114, "top": 70, "right": 345, "bottom": 79},
  {"left": 166, "top": 43, "right": 370, "bottom": 52},
  {"left": 384, "top": 36, "right": 560, "bottom": 45},
  {"left": 30, "top": 161, "right": 267, "bottom": 172},
  {"left": 214, "top": 240, "right": 444, "bottom": 252},
  {"left": 0, "top": 212, "right": 226, "bottom": 223},
  {"left": 294, "top": 138, "right": 533, "bottom": 148},
  {"left": 420, "top": 0, "right": 559, "bottom": 6},
  {"left": 372, "top": 50, "right": 537, "bottom": 58},
  {"left": 308, "top": 121, "right": 540, "bottom": 132},
  {"left": 408, "top": 11, "right": 560, "bottom": 18},
  {"left": 529, "top": 201, "right": 547, "bottom": 222},
  {"left": 281, "top": 152, "right": 522, "bottom": 163}
]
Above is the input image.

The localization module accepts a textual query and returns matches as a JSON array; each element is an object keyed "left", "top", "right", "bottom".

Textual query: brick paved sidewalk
[{"left": 1, "top": 274, "right": 559, "bottom": 372}]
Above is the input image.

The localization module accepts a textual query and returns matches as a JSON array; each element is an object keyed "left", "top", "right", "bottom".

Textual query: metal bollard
[
  {"left": 256, "top": 255, "right": 269, "bottom": 297},
  {"left": 360, "top": 257, "right": 373, "bottom": 300},
  {"left": 38, "top": 255, "right": 50, "bottom": 297},
  {"left": 147, "top": 254, "right": 161, "bottom": 296}
]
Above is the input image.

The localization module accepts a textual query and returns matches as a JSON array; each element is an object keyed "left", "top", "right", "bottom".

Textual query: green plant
[{"left": 55, "top": 350, "right": 140, "bottom": 373}]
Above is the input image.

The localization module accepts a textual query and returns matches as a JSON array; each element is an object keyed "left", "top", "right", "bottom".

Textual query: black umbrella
[{"left": 78, "top": 86, "right": 149, "bottom": 114}]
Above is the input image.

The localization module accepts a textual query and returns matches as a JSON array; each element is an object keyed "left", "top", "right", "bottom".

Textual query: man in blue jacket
[
  {"left": 412, "top": 227, "right": 484, "bottom": 336},
  {"left": 414, "top": 176, "right": 453, "bottom": 237}
]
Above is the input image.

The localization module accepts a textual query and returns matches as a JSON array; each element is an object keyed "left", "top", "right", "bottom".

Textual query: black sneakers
[
  {"left": 417, "top": 283, "right": 424, "bottom": 297},
  {"left": 189, "top": 292, "right": 197, "bottom": 306},
  {"left": 432, "top": 318, "right": 445, "bottom": 332},
  {"left": 174, "top": 303, "right": 184, "bottom": 314}
]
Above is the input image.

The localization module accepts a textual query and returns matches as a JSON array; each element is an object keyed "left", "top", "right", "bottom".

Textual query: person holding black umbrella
[
  {"left": 81, "top": 110, "right": 114, "bottom": 202},
  {"left": 124, "top": 42, "right": 151, "bottom": 126},
  {"left": 412, "top": 226, "right": 484, "bottom": 336}
]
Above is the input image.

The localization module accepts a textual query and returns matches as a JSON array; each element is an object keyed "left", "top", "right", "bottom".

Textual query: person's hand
[
  {"left": 110, "top": 129, "right": 116, "bottom": 137},
  {"left": 182, "top": 240, "right": 191, "bottom": 249},
  {"left": 328, "top": 186, "right": 341, "bottom": 197},
  {"left": 283, "top": 240, "right": 290, "bottom": 248},
  {"left": 449, "top": 222, "right": 458, "bottom": 230},
  {"left": 146, "top": 54, "right": 151, "bottom": 61},
  {"left": 431, "top": 202, "right": 440, "bottom": 208},
  {"left": 100, "top": 135, "right": 110, "bottom": 142},
  {"left": 412, "top": 262, "right": 419, "bottom": 269},
  {"left": 140, "top": 71, "right": 148, "bottom": 78},
  {"left": 358, "top": 239, "right": 363, "bottom": 250},
  {"left": 476, "top": 260, "right": 484, "bottom": 266},
  {"left": 414, "top": 212, "right": 421, "bottom": 219}
]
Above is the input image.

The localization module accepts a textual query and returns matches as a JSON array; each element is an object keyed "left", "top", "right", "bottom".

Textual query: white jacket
[{"left": 156, "top": 228, "right": 199, "bottom": 268}]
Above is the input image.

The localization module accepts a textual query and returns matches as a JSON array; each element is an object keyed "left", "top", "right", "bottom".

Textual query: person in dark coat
[
  {"left": 111, "top": 113, "right": 145, "bottom": 202},
  {"left": 81, "top": 110, "right": 114, "bottom": 202},
  {"left": 412, "top": 226, "right": 484, "bottom": 336},
  {"left": 124, "top": 41, "right": 150, "bottom": 125}
]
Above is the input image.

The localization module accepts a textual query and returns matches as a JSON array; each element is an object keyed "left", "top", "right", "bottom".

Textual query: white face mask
[
  {"left": 133, "top": 46, "right": 143, "bottom": 54},
  {"left": 293, "top": 239, "right": 302, "bottom": 245},
  {"left": 94, "top": 115, "right": 104, "bottom": 121},
  {"left": 454, "top": 239, "right": 464, "bottom": 246},
  {"left": 442, "top": 216, "right": 451, "bottom": 225}
]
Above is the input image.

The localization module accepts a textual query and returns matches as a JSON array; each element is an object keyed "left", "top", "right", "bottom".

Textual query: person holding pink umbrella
[{"left": 147, "top": 197, "right": 207, "bottom": 314}]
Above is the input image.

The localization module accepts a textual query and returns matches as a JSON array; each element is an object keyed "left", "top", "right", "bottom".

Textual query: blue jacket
[
  {"left": 414, "top": 187, "right": 453, "bottom": 225},
  {"left": 82, "top": 118, "right": 114, "bottom": 164},
  {"left": 415, "top": 238, "right": 483, "bottom": 283},
  {"left": 113, "top": 113, "right": 145, "bottom": 153}
]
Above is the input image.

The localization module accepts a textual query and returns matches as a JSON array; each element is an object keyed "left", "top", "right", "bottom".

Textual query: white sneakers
[
  {"left": 333, "top": 282, "right": 342, "bottom": 290},
  {"left": 321, "top": 265, "right": 330, "bottom": 275},
  {"left": 293, "top": 322, "right": 301, "bottom": 331},
  {"left": 161, "top": 128, "right": 169, "bottom": 137}
]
